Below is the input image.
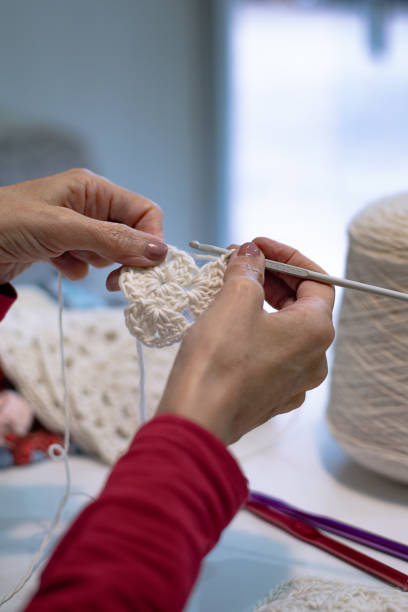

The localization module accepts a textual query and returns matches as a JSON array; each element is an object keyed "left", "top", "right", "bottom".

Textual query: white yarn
[
  {"left": 0, "top": 288, "right": 178, "bottom": 464},
  {"left": 0, "top": 250, "right": 405, "bottom": 609},
  {"left": 0, "top": 247, "right": 227, "bottom": 604},
  {"left": 327, "top": 193, "right": 408, "bottom": 483},
  {"left": 0, "top": 277, "right": 151, "bottom": 607},
  {"left": 136, "top": 338, "right": 147, "bottom": 425},
  {"left": 0, "top": 274, "right": 71, "bottom": 606},
  {"left": 252, "top": 577, "right": 408, "bottom": 611},
  {"left": 119, "top": 245, "right": 230, "bottom": 347}
]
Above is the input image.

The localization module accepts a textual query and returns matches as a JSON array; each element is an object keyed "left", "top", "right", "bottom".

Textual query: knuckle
[
  {"left": 228, "top": 274, "right": 264, "bottom": 299},
  {"left": 326, "top": 320, "right": 335, "bottom": 346},
  {"left": 307, "top": 358, "right": 328, "bottom": 389},
  {"left": 289, "top": 248, "right": 302, "bottom": 263},
  {"left": 67, "top": 167, "right": 94, "bottom": 180},
  {"left": 228, "top": 260, "right": 264, "bottom": 283},
  {"left": 153, "top": 203, "right": 163, "bottom": 220},
  {"left": 306, "top": 312, "right": 335, "bottom": 350},
  {"left": 315, "top": 358, "right": 329, "bottom": 386},
  {"left": 65, "top": 169, "right": 96, "bottom": 201},
  {"left": 135, "top": 193, "right": 163, "bottom": 216},
  {"left": 108, "top": 224, "right": 134, "bottom": 251}
]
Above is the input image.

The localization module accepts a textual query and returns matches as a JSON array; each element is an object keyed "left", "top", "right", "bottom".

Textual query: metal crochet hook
[{"left": 189, "top": 241, "right": 408, "bottom": 303}]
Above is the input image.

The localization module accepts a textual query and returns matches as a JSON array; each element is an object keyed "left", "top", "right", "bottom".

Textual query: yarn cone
[{"left": 327, "top": 193, "right": 408, "bottom": 483}]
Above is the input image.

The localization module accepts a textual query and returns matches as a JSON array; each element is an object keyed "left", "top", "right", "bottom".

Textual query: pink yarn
[{"left": 0, "top": 391, "right": 33, "bottom": 445}]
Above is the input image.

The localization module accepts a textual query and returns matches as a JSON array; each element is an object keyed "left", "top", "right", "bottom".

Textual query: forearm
[
  {"left": 24, "top": 415, "right": 248, "bottom": 612},
  {"left": 0, "top": 284, "right": 17, "bottom": 321}
]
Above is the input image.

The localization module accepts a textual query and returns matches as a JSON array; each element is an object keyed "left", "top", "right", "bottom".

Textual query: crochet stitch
[
  {"left": 119, "top": 245, "right": 230, "bottom": 347},
  {"left": 0, "top": 288, "right": 178, "bottom": 464},
  {"left": 253, "top": 576, "right": 408, "bottom": 611}
]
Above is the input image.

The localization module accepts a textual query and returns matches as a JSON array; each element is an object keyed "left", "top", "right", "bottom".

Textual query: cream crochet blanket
[
  {"left": 0, "top": 287, "right": 178, "bottom": 464},
  {"left": 253, "top": 576, "right": 408, "bottom": 611}
]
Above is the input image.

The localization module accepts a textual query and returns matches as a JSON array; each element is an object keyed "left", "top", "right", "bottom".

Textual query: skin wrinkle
[
  {"left": 149, "top": 242, "right": 333, "bottom": 444},
  {"left": 0, "top": 169, "right": 167, "bottom": 285},
  {"left": 83, "top": 180, "right": 93, "bottom": 218},
  {"left": 107, "top": 192, "right": 114, "bottom": 223},
  {"left": 0, "top": 170, "right": 335, "bottom": 450},
  {"left": 134, "top": 205, "right": 159, "bottom": 233}
]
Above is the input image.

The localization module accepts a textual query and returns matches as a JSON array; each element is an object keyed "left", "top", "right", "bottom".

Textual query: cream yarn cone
[{"left": 327, "top": 193, "right": 408, "bottom": 483}]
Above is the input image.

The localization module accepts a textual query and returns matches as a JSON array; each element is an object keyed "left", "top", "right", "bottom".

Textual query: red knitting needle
[{"left": 246, "top": 500, "right": 408, "bottom": 591}]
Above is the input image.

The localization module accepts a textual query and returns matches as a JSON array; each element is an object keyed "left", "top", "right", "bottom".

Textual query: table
[{"left": 0, "top": 380, "right": 406, "bottom": 611}]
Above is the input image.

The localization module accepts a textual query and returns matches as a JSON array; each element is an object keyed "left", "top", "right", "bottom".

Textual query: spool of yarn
[{"left": 327, "top": 193, "right": 408, "bottom": 484}]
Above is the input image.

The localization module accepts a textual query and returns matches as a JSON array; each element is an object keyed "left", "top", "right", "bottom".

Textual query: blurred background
[
  {"left": 0, "top": 0, "right": 407, "bottom": 310},
  {"left": 229, "top": 0, "right": 408, "bottom": 297}
]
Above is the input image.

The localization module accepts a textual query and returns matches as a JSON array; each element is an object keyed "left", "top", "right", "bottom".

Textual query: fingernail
[
  {"left": 237, "top": 242, "right": 260, "bottom": 257},
  {"left": 144, "top": 240, "right": 168, "bottom": 261}
]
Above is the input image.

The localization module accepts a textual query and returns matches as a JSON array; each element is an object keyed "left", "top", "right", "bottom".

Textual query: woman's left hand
[{"left": 0, "top": 168, "right": 167, "bottom": 288}]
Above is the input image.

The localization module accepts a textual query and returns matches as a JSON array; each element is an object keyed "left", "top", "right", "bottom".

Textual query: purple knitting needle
[{"left": 249, "top": 490, "right": 408, "bottom": 561}]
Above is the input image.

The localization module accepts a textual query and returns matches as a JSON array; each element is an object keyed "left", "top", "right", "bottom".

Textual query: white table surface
[{"left": 0, "top": 380, "right": 407, "bottom": 611}]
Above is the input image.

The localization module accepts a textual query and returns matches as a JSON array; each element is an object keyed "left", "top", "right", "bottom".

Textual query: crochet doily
[
  {"left": 253, "top": 577, "right": 408, "bottom": 611},
  {"left": 119, "top": 245, "right": 230, "bottom": 347},
  {"left": 0, "top": 287, "right": 178, "bottom": 464}
]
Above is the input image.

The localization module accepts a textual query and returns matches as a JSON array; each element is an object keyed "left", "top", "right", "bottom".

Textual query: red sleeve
[
  {"left": 24, "top": 415, "right": 248, "bottom": 612},
  {"left": 0, "top": 284, "right": 17, "bottom": 321}
]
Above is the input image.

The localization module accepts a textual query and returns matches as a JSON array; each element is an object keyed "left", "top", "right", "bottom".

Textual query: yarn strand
[
  {"left": 136, "top": 338, "right": 147, "bottom": 425},
  {"left": 0, "top": 273, "right": 71, "bottom": 606}
]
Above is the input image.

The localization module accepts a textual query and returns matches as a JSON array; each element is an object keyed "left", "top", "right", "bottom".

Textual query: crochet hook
[
  {"left": 189, "top": 241, "right": 408, "bottom": 303},
  {"left": 245, "top": 500, "right": 408, "bottom": 591},
  {"left": 249, "top": 491, "right": 408, "bottom": 561}
]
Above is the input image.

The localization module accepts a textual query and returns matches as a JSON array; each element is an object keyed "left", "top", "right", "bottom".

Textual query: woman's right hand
[{"left": 156, "top": 238, "right": 335, "bottom": 445}]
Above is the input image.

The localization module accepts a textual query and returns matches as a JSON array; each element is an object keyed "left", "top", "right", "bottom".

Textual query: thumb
[
  {"left": 61, "top": 209, "right": 168, "bottom": 266},
  {"left": 220, "top": 242, "right": 265, "bottom": 315}
]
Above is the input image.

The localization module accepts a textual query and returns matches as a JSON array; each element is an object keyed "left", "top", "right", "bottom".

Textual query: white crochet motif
[{"left": 119, "top": 245, "right": 230, "bottom": 347}]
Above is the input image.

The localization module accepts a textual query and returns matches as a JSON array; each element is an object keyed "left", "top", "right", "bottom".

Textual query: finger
[
  {"left": 229, "top": 241, "right": 296, "bottom": 310},
  {"left": 263, "top": 272, "right": 296, "bottom": 310},
  {"left": 50, "top": 253, "right": 89, "bottom": 280},
  {"left": 220, "top": 242, "right": 265, "bottom": 316},
  {"left": 56, "top": 207, "right": 168, "bottom": 267},
  {"left": 106, "top": 266, "right": 123, "bottom": 292},
  {"left": 48, "top": 169, "right": 164, "bottom": 238},
  {"left": 69, "top": 250, "right": 113, "bottom": 268},
  {"left": 254, "top": 237, "right": 335, "bottom": 314},
  {"left": 100, "top": 185, "right": 164, "bottom": 238}
]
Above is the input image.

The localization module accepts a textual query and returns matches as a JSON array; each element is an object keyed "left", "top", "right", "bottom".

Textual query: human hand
[
  {"left": 157, "top": 238, "right": 335, "bottom": 445},
  {"left": 0, "top": 168, "right": 167, "bottom": 288}
]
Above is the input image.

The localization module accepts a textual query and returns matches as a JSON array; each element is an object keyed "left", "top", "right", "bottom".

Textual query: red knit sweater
[{"left": 0, "top": 287, "right": 248, "bottom": 611}]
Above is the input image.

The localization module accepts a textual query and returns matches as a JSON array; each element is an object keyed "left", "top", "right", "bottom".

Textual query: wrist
[{"left": 156, "top": 392, "right": 231, "bottom": 445}]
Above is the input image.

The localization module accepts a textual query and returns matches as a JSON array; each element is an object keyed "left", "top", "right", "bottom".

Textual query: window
[{"left": 229, "top": 0, "right": 408, "bottom": 281}]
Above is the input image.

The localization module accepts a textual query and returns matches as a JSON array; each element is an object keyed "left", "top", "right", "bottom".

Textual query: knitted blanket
[
  {"left": 0, "top": 287, "right": 178, "bottom": 464},
  {"left": 253, "top": 577, "right": 408, "bottom": 611}
]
